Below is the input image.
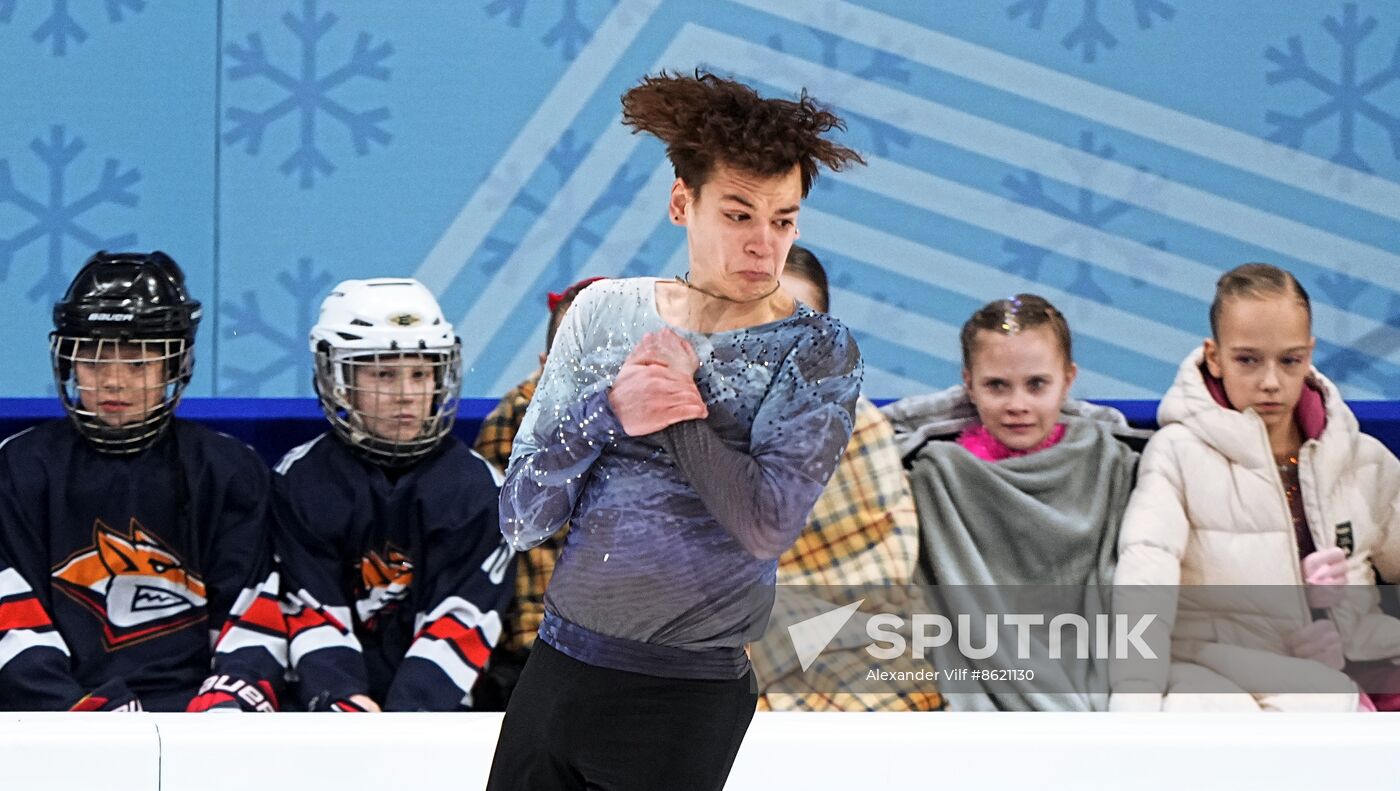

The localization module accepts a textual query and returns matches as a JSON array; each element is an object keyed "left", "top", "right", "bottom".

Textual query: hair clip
[
  {"left": 547, "top": 277, "right": 607, "bottom": 313},
  {"left": 1000, "top": 296, "right": 1022, "bottom": 334}
]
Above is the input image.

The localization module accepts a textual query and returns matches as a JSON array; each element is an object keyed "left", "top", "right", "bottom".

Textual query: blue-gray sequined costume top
[{"left": 501, "top": 277, "right": 862, "bottom": 679}]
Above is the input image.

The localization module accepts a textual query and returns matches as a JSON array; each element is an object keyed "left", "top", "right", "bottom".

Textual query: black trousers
[{"left": 485, "top": 640, "right": 758, "bottom": 791}]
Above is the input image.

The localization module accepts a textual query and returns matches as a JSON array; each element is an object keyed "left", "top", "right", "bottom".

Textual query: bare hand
[
  {"left": 626, "top": 329, "right": 701, "bottom": 375},
  {"left": 1285, "top": 619, "right": 1345, "bottom": 671},
  {"left": 1302, "top": 547, "right": 1348, "bottom": 609},
  {"left": 348, "top": 694, "right": 381, "bottom": 712},
  {"left": 609, "top": 361, "right": 707, "bottom": 436}
]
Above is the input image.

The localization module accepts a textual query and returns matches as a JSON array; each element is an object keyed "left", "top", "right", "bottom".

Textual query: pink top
[{"left": 956, "top": 423, "right": 1067, "bottom": 462}]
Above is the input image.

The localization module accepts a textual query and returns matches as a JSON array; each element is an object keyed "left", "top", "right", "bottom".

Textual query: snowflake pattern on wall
[
  {"left": 223, "top": 0, "right": 393, "bottom": 189},
  {"left": 1001, "top": 130, "right": 1165, "bottom": 304},
  {"left": 1006, "top": 0, "right": 1176, "bottom": 64},
  {"left": 483, "top": 0, "right": 612, "bottom": 61},
  {"left": 0, "top": 125, "right": 140, "bottom": 304},
  {"left": 1265, "top": 3, "right": 1400, "bottom": 173},
  {"left": 1314, "top": 271, "right": 1400, "bottom": 397},
  {"left": 0, "top": 0, "right": 144, "bottom": 56},
  {"left": 220, "top": 258, "right": 333, "bottom": 396},
  {"left": 477, "top": 126, "right": 609, "bottom": 283}
]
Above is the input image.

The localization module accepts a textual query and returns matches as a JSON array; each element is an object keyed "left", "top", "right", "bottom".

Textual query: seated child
[
  {"left": 0, "top": 251, "right": 285, "bottom": 711},
  {"left": 884, "top": 294, "right": 1142, "bottom": 711},
  {"left": 274, "top": 278, "right": 515, "bottom": 711},
  {"left": 1114, "top": 263, "right": 1400, "bottom": 712}
]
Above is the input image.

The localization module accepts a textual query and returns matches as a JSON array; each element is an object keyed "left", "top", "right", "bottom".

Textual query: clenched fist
[{"left": 608, "top": 331, "right": 707, "bottom": 436}]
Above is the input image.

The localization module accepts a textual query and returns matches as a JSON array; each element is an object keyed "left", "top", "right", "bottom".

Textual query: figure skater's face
[
  {"left": 349, "top": 354, "right": 437, "bottom": 442},
  {"left": 670, "top": 163, "right": 801, "bottom": 302},
  {"left": 962, "top": 325, "right": 1076, "bottom": 451},
  {"left": 73, "top": 341, "right": 170, "bottom": 427},
  {"left": 1204, "top": 295, "right": 1315, "bottom": 436}
]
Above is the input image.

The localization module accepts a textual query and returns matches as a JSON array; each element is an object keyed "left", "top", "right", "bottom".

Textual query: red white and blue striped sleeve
[
  {"left": 0, "top": 565, "right": 88, "bottom": 710},
  {"left": 385, "top": 492, "right": 514, "bottom": 711}
]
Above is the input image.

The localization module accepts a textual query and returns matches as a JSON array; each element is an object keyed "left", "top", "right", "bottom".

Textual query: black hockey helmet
[
  {"left": 50, "top": 251, "right": 203, "bottom": 454},
  {"left": 53, "top": 250, "right": 202, "bottom": 342}
]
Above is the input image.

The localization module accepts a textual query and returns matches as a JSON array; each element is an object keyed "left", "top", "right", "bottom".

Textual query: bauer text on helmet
[{"left": 50, "top": 251, "right": 201, "bottom": 455}]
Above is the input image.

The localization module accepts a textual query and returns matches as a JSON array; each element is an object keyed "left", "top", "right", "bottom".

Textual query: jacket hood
[{"left": 1159, "top": 346, "right": 1360, "bottom": 488}]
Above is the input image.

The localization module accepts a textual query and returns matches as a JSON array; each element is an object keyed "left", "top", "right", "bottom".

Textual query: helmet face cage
[
  {"left": 314, "top": 342, "right": 462, "bottom": 467},
  {"left": 51, "top": 334, "right": 192, "bottom": 454}
]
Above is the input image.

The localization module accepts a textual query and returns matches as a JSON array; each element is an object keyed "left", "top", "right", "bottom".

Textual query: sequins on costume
[{"left": 499, "top": 277, "right": 862, "bottom": 679}]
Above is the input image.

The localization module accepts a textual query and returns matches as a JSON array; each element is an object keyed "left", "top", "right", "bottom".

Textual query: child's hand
[
  {"left": 1285, "top": 619, "right": 1345, "bottom": 671},
  {"left": 1302, "top": 547, "right": 1348, "bottom": 609},
  {"left": 347, "top": 694, "right": 381, "bottom": 712}
]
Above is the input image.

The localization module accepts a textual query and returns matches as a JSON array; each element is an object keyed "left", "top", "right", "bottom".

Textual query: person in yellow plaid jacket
[
  {"left": 757, "top": 247, "right": 939, "bottom": 712},
  {"left": 471, "top": 276, "right": 603, "bottom": 709}
]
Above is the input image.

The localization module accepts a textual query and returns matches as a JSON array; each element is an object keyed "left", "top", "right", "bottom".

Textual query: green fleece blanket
[{"left": 909, "top": 416, "right": 1138, "bottom": 711}]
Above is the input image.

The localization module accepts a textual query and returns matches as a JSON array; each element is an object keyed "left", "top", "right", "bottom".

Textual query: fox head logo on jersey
[
  {"left": 356, "top": 546, "right": 413, "bottom": 627},
  {"left": 52, "top": 518, "right": 207, "bottom": 648}
]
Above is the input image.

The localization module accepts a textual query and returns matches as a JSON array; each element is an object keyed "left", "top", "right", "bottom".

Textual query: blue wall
[{"left": 2, "top": 1, "right": 1398, "bottom": 401}]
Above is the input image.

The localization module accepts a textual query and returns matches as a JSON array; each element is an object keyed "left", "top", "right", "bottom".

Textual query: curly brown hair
[{"left": 620, "top": 70, "right": 864, "bottom": 197}]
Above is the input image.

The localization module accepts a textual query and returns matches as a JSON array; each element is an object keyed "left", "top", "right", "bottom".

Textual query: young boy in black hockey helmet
[
  {"left": 273, "top": 278, "right": 514, "bottom": 711},
  {"left": 0, "top": 251, "right": 287, "bottom": 712}
]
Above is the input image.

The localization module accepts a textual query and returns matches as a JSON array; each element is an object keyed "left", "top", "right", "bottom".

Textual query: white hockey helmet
[{"left": 309, "top": 278, "right": 461, "bottom": 466}]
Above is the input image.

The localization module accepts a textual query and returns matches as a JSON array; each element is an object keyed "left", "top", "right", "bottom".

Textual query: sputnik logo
[{"left": 786, "top": 600, "right": 864, "bottom": 672}]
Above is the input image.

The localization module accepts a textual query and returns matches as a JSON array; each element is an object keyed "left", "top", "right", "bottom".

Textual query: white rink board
[
  {"left": 1, "top": 712, "right": 1398, "bottom": 790},
  {"left": 0, "top": 714, "right": 159, "bottom": 790}
]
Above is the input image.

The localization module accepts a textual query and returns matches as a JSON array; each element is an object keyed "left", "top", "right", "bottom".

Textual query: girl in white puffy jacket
[{"left": 1113, "top": 263, "right": 1400, "bottom": 712}]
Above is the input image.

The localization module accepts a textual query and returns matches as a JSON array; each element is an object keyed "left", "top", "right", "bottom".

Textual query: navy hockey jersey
[
  {"left": 274, "top": 433, "right": 513, "bottom": 711},
  {"left": 0, "top": 420, "right": 286, "bottom": 712}
]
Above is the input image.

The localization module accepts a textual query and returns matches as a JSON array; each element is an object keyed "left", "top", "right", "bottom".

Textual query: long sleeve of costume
[
  {"left": 499, "top": 279, "right": 866, "bottom": 675},
  {"left": 500, "top": 295, "right": 622, "bottom": 552},
  {"left": 270, "top": 464, "right": 369, "bottom": 711},
  {"left": 776, "top": 397, "right": 920, "bottom": 587},
  {"left": 473, "top": 373, "right": 539, "bottom": 473},
  {"left": 386, "top": 488, "right": 515, "bottom": 711},
  {"left": 659, "top": 327, "right": 862, "bottom": 560},
  {"left": 187, "top": 456, "right": 288, "bottom": 712}
]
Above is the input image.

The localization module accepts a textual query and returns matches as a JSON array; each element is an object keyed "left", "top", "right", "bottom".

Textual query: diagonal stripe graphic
[
  {"left": 737, "top": 0, "right": 1400, "bottom": 224},
  {"left": 412, "top": 0, "right": 662, "bottom": 293},
  {"left": 701, "top": 27, "right": 1400, "bottom": 296},
  {"left": 445, "top": 16, "right": 1394, "bottom": 400},
  {"left": 832, "top": 159, "right": 1394, "bottom": 371}
]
